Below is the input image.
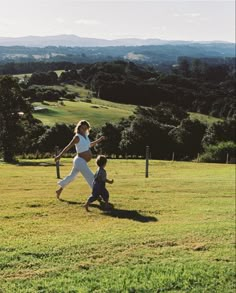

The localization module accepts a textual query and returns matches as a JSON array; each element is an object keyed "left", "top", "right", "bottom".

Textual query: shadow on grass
[
  {"left": 16, "top": 161, "right": 58, "bottom": 167},
  {"left": 90, "top": 203, "right": 158, "bottom": 223},
  {"left": 58, "top": 198, "right": 83, "bottom": 205}
]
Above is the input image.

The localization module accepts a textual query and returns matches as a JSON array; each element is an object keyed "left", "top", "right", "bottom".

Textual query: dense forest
[
  {"left": 0, "top": 43, "right": 235, "bottom": 69},
  {"left": 0, "top": 55, "right": 235, "bottom": 163}
]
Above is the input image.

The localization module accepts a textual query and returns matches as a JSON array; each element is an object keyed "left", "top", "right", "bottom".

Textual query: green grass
[
  {"left": 13, "top": 70, "right": 65, "bottom": 79},
  {"left": 189, "top": 112, "right": 222, "bottom": 125},
  {"left": 33, "top": 99, "right": 135, "bottom": 127},
  {"left": 0, "top": 159, "right": 235, "bottom": 292}
]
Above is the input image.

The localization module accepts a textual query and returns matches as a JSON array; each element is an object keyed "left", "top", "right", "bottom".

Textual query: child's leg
[
  {"left": 101, "top": 189, "right": 109, "bottom": 207},
  {"left": 84, "top": 184, "right": 100, "bottom": 211}
]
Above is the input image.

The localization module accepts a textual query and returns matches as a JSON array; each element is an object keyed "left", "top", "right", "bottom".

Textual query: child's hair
[
  {"left": 74, "top": 120, "right": 91, "bottom": 134},
  {"left": 96, "top": 155, "right": 107, "bottom": 167}
]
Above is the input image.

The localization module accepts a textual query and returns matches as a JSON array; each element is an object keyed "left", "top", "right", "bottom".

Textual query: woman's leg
[
  {"left": 56, "top": 157, "right": 80, "bottom": 198},
  {"left": 75, "top": 157, "right": 94, "bottom": 189}
]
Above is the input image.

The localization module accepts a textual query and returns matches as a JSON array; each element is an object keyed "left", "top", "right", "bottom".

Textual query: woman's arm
[
  {"left": 90, "top": 136, "right": 106, "bottom": 148},
  {"left": 54, "top": 135, "right": 79, "bottom": 162}
]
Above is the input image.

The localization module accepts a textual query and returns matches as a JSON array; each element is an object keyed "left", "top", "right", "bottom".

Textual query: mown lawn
[
  {"left": 33, "top": 99, "right": 135, "bottom": 127},
  {"left": 0, "top": 159, "right": 235, "bottom": 292}
]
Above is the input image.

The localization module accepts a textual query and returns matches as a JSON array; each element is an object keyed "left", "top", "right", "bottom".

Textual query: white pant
[{"left": 58, "top": 156, "right": 94, "bottom": 189}]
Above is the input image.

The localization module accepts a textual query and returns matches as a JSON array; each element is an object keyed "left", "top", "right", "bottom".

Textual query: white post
[
  {"left": 55, "top": 146, "right": 61, "bottom": 179},
  {"left": 172, "top": 152, "right": 175, "bottom": 162},
  {"left": 145, "top": 146, "right": 149, "bottom": 178},
  {"left": 197, "top": 153, "right": 200, "bottom": 162},
  {"left": 226, "top": 153, "right": 229, "bottom": 164}
]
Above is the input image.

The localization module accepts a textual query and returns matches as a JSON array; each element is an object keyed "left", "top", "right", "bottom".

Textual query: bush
[{"left": 199, "top": 141, "right": 236, "bottom": 163}]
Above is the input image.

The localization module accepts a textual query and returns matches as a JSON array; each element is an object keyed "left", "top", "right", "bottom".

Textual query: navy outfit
[{"left": 87, "top": 167, "right": 109, "bottom": 203}]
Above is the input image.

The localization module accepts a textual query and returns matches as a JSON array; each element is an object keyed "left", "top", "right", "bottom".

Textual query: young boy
[{"left": 84, "top": 155, "right": 113, "bottom": 212}]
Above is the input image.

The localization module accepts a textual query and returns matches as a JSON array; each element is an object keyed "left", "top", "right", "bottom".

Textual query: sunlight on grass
[
  {"left": 33, "top": 100, "right": 134, "bottom": 127},
  {"left": 0, "top": 160, "right": 235, "bottom": 292}
]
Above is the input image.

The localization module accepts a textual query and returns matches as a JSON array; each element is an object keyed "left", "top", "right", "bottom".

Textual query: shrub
[{"left": 199, "top": 141, "right": 236, "bottom": 163}]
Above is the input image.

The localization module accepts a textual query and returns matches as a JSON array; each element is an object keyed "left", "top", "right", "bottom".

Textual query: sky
[{"left": 0, "top": 0, "right": 235, "bottom": 42}]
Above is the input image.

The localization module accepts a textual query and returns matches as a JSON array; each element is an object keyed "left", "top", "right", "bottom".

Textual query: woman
[{"left": 54, "top": 120, "right": 105, "bottom": 199}]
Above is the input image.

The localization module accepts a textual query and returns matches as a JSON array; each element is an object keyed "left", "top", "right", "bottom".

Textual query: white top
[{"left": 75, "top": 133, "right": 90, "bottom": 153}]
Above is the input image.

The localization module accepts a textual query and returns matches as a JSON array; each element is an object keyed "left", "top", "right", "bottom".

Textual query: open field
[
  {"left": 0, "top": 159, "right": 235, "bottom": 292},
  {"left": 33, "top": 99, "right": 135, "bottom": 127},
  {"left": 13, "top": 71, "right": 65, "bottom": 79}
]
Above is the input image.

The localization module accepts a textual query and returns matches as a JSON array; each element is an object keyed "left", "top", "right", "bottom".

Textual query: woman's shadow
[{"left": 91, "top": 203, "right": 158, "bottom": 223}]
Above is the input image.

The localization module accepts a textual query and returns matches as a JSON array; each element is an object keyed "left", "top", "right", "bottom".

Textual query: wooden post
[
  {"left": 197, "top": 153, "right": 200, "bottom": 162},
  {"left": 55, "top": 146, "right": 61, "bottom": 179},
  {"left": 145, "top": 146, "right": 149, "bottom": 178},
  {"left": 172, "top": 152, "right": 175, "bottom": 162},
  {"left": 226, "top": 153, "right": 229, "bottom": 164}
]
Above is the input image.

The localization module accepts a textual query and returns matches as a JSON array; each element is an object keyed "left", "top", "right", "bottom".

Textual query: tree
[
  {"left": 0, "top": 76, "right": 32, "bottom": 162},
  {"left": 37, "top": 123, "right": 74, "bottom": 152},
  {"left": 169, "top": 118, "right": 207, "bottom": 159}
]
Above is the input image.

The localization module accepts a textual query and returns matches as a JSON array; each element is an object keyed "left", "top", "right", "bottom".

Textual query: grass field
[
  {"left": 33, "top": 99, "right": 135, "bottom": 127},
  {"left": 0, "top": 159, "right": 235, "bottom": 292}
]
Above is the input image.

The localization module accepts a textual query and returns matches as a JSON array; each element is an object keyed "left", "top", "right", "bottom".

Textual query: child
[{"left": 84, "top": 155, "right": 113, "bottom": 212}]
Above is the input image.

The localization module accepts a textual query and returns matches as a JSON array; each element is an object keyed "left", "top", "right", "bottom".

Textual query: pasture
[
  {"left": 33, "top": 99, "right": 135, "bottom": 127},
  {"left": 0, "top": 159, "right": 235, "bottom": 292}
]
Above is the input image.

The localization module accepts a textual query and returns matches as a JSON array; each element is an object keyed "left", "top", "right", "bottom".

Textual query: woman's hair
[
  {"left": 74, "top": 120, "right": 91, "bottom": 134},
  {"left": 96, "top": 155, "right": 107, "bottom": 167}
]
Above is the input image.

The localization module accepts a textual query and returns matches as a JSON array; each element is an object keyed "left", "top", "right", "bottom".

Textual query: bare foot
[
  {"left": 56, "top": 188, "right": 63, "bottom": 199},
  {"left": 84, "top": 203, "right": 90, "bottom": 212}
]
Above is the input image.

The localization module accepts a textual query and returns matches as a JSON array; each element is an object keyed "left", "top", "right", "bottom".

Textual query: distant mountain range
[{"left": 0, "top": 34, "right": 234, "bottom": 47}]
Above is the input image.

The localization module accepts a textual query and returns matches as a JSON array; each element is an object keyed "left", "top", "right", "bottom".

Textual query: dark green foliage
[
  {"left": 0, "top": 76, "right": 33, "bottom": 162},
  {"left": 74, "top": 60, "right": 235, "bottom": 119},
  {"left": 119, "top": 104, "right": 187, "bottom": 159},
  {"left": 37, "top": 123, "right": 74, "bottom": 153},
  {"left": 95, "top": 118, "right": 131, "bottom": 156},
  {"left": 200, "top": 141, "right": 236, "bottom": 163},
  {"left": 28, "top": 71, "right": 58, "bottom": 86},
  {"left": 202, "top": 119, "right": 236, "bottom": 146},
  {"left": 169, "top": 119, "right": 207, "bottom": 159}
]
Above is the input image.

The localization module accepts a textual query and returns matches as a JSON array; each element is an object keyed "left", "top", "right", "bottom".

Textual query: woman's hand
[
  {"left": 99, "top": 136, "right": 106, "bottom": 142},
  {"left": 54, "top": 155, "right": 61, "bottom": 162}
]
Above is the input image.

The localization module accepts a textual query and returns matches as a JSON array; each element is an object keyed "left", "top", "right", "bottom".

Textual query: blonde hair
[{"left": 74, "top": 120, "right": 91, "bottom": 134}]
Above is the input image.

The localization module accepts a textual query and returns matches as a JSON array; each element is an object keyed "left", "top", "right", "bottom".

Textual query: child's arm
[{"left": 106, "top": 178, "right": 114, "bottom": 184}]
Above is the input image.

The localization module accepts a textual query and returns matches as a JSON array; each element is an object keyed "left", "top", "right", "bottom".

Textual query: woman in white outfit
[{"left": 54, "top": 120, "right": 105, "bottom": 199}]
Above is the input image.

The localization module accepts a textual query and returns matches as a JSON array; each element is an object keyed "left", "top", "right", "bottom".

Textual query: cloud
[
  {"left": 184, "top": 13, "right": 201, "bottom": 17},
  {"left": 174, "top": 12, "right": 201, "bottom": 18},
  {"left": 56, "top": 18, "right": 65, "bottom": 23},
  {"left": 74, "top": 19, "right": 101, "bottom": 25}
]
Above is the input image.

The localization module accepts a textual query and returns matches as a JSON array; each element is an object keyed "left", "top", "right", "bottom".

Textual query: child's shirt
[{"left": 93, "top": 167, "right": 107, "bottom": 187}]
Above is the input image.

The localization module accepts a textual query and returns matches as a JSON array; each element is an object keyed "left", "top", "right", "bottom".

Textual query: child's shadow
[{"left": 91, "top": 203, "right": 158, "bottom": 223}]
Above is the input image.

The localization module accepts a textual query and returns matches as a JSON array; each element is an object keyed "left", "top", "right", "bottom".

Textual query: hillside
[{"left": 33, "top": 99, "right": 135, "bottom": 127}]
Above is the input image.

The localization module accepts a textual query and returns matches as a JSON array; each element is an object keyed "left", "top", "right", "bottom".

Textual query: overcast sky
[{"left": 0, "top": 0, "right": 235, "bottom": 42}]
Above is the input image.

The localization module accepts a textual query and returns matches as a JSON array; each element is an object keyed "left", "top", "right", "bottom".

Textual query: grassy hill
[
  {"left": 189, "top": 112, "right": 222, "bottom": 125},
  {"left": 0, "top": 159, "right": 235, "bottom": 292},
  {"left": 33, "top": 99, "right": 221, "bottom": 128},
  {"left": 33, "top": 98, "right": 135, "bottom": 127}
]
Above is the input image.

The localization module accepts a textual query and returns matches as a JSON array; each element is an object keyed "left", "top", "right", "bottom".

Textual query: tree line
[
  {"left": 19, "top": 59, "right": 235, "bottom": 119},
  {"left": 0, "top": 58, "right": 235, "bottom": 162},
  {"left": 0, "top": 75, "right": 235, "bottom": 163}
]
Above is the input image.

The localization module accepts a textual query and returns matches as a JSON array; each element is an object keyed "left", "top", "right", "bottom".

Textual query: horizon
[
  {"left": 1, "top": 1, "right": 235, "bottom": 43},
  {"left": 0, "top": 33, "right": 235, "bottom": 44}
]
